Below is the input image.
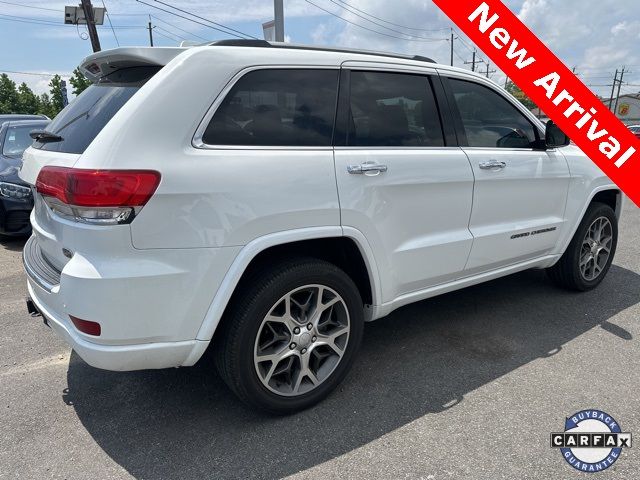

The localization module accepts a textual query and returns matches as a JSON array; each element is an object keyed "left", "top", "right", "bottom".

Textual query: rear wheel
[
  {"left": 214, "top": 257, "right": 364, "bottom": 414},
  {"left": 547, "top": 202, "right": 618, "bottom": 291}
]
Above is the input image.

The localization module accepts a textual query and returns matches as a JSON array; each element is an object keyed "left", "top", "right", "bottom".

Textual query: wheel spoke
[
  {"left": 292, "top": 354, "right": 319, "bottom": 394},
  {"left": 317, "top": 325, "right": 349, "bottom": 355},
  {"left": 256, "top": 346, "right": 295, "bottom": 366}
]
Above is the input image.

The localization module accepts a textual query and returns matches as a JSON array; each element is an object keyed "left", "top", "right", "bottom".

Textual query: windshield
[
  {"left": 2, "top": 125, "right": 41, "bottom": 157},
  {"left": 33, "top": 66, "right": 160, "bottom": 154}
]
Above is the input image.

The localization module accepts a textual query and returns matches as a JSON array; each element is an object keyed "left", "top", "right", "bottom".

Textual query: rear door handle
[
  {"left": 347, "top": 163, "right": 388, "bottom": 175},
  {"left": 479, "top": 160, "right": 507, "bottom": 170}
]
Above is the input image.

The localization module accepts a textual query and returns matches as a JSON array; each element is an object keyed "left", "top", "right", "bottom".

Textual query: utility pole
[
  {"left": 274, "top": 0, "right": 284, "bottom": 42},
  {"left": 465, "top": 50, "right": 482, "bottom": 72},
  {"left": 613, "top": 67, "right": 626, "bottom": 116},
  {"left": 147, "top": 16, "right": 154, "bottom": 46},
  {"left": 609, "top": 69, "right": 619, "bottom": 111},
  {"left": 80, "top": 0, "right": 101, "bottom": 52},
  {"left": 450, "top": 29, "right": 454, "bottom": 67},
  {"left": 504, "top": 76, "right": 509, "bottom": 89},
  {"left": 485, "top": 61, "right": 496, "bottom": 78}
]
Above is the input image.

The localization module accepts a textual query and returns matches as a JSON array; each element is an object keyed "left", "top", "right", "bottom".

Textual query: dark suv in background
[{"left": 0, "top": 119, "right": 49, "bottom": 236}]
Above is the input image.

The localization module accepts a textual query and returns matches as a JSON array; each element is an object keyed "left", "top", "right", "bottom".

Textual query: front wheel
[
  {"left": 547, "top": 202, "right": 618, "bottom": 291},
  {"left": 214, "top": 258, "right": 364, "bottom": 414}
]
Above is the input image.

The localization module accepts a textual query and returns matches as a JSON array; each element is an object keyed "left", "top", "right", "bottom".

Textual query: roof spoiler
[{"left": 79, "top": 47, "right": 186, "bottom": 82}]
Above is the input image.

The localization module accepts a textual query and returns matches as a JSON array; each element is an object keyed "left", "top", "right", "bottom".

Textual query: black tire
[
  {"left": 214, "top": 257, "right": 364, "bottom": 414},
  {"left": 546, "top": 202, "right": 618, "bottom": 291}
]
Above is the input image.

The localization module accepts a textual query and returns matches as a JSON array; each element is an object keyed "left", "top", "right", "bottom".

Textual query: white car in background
[{"left": 20, "top": 41, "right": 621, "bottom": 413}]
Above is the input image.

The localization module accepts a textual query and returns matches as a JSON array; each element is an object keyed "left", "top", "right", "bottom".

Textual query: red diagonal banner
[{"left": 433, "top": 0, "right": 640, "bottom": 207}]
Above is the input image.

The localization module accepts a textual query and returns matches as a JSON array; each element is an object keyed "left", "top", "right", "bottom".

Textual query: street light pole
[{"left": 274, "top": 0, "right": 284, "bottom": 42}]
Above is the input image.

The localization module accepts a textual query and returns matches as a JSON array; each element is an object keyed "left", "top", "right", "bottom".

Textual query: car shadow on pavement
[
  {"left": 0, "top": 235, "right": 28, "bottom": 252},
  {"left": 64, "top": 265, "right": 638, "bottom": 480}
]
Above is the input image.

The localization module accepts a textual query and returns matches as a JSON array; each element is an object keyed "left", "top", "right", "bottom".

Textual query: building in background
[{"left": 614, "top": 94, "right": 640, "bottom": 125}]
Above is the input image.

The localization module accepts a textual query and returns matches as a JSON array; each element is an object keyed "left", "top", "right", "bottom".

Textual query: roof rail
[
  {"left": 212, "top": 39, "right": 271, "bottom": 47},
  {"left": 208, "top": 39, "right": 437, "bottom": 64}
]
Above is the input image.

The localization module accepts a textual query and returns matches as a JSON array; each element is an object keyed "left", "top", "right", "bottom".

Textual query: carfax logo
[{"left": 551, "top": 409, "right": 632, "bottom": 473}]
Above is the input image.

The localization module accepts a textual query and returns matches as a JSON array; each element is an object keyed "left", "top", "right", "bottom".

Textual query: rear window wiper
[{"left": 29, "top": 129, "right": 63, "bottom": 143}]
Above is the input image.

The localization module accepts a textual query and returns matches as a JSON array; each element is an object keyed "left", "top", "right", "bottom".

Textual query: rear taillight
[{"left": 36, "top": 167, "right": 160, "bottom": 225}]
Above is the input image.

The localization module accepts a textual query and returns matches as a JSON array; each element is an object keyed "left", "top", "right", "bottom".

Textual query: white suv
[{"left": 21, "top": 41, "right": 621, "bottom": 413}]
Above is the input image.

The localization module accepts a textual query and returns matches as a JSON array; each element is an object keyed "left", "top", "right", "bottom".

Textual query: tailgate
[{"left": 20, "top": 148, "right": 80, "bottom": 271}]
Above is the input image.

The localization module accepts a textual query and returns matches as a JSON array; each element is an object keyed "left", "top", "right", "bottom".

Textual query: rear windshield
[
  {"left": 3, "top": 124, "right": 46, "bottom": 157},
  {"left": 33, "top": 66, "right": 160, "bottom": 154}
]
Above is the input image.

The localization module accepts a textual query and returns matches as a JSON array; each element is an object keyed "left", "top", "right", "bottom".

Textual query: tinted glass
[
  {"left": 449, "top": 79, "right": 538, "bottom": 148},
  {"left": 2, "top": 124, "right": 45, "bottom": 156},
  {"left": 347, "top": 71, "right": 444, "bottom": 147},
  {"left": 203, "top": 69, "right": 339, "bottom": 146},
  {"left": 33, "top": 66, "right": 160, "bottom": 154}
]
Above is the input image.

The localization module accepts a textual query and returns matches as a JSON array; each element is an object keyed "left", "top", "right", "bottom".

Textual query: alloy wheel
[
  {"left": 579, "top": 216, "right": 613, "bottom": 281},
  {"left": 253, "top": 284, "right": 350, "bottom": 396}
]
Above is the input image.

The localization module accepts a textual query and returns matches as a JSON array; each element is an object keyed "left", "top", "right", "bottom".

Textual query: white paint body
[{"left": 19, "top": 46, "right": 620, "bottom": 371}]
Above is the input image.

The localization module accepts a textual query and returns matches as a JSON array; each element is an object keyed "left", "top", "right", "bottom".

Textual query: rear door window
[
  {"left": 202, "top": 69, "right": 339, "bottom": 147},
  {"left": 33, "top": 66, "right": 160, "bottom": 154},
  {"left": 346, "top": 71, "right": 445, "bottom": 147}
]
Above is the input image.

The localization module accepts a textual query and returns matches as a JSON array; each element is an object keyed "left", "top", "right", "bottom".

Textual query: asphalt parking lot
[{"left": 1, "top": 200, "right": 638, "bottom": 480}]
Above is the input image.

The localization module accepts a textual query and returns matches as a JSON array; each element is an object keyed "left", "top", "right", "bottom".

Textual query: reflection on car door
[
  {"left": 334, "top": 66, "right": 475, "bottom": 302},
  {"left": 442, "top": 75, "right": 570, "bottom": 274}
]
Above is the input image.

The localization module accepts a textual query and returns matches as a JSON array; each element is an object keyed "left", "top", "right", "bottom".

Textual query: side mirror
[{"left": 545, "top": 120, "right": 571, "bottom": 148}]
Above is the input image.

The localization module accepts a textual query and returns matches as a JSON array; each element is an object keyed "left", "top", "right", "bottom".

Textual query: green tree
[
  {"left": 49, "top": 74, "right": 65, "bottom": 116},
  {"left": 0, "top": 73, "right": 19, "bottom": 114},
  {"left": 69, "top": 67, "right": 91, "bottom": 96},
  {"left": 38, "top": 93, "right": 55, "bottom": 119},
  {"left": 505, "top": 80, "right": 537, "bottom": 111},
  {"left": 17, "top": 82, "right": 40, "bottom": 114}
]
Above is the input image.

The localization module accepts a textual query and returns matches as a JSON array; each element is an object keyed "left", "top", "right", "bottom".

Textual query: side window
[
  {"left": 449, "top": 78, "right": 538, "bottom": 148},
  {"left": 347, "top": 71, "right": 445, "bottom": 147},
  {"left": 202, "top": 69, "right": 339, "bottom": 146}
]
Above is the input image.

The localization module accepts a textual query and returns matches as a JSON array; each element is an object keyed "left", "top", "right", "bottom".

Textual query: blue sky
[{"left": 1, "top": 0, "right": 639, "bottom": 99}]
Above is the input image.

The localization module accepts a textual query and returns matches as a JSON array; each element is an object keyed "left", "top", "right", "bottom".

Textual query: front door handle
[
  {"left": 479, "top": 160, "right": 507, "bottom": 170},
  {"left": 347, "top": 163, "right": 388, "bottom": 175}
]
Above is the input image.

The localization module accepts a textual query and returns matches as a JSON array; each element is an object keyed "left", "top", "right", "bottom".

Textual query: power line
[
  {"left": 151, "top": 15, "right": 209, "bottom": 42},
  {"left": 325, "top": 0, "right": 446, "bottom": 41},
  {"left": 0, "top": 0, "right": 57, "bottom": 12},
  {"left": 452, "top": 48, "right": 467, "bottom": 65},
  {"left": 333, "top": 0, "right": 450, "bottom": 32},
  {"left": 0, "top": 69, "right": 60, "bottom": 77},
  {"left": 304, "top": 0, "right": 446, "bottom": 43},
  {"left": 0, "top": 1, "right": 145, "bottom": 17},
  {"left": 154, "top": 25, "right": 188, "bottom": 41},
  {"left": 135, "top": 0, "right": 250, "bottom": 39},
  {"left": 0, "top": 13, "right": 62, "bottom": 26},
  {"left": 0, "top": 12, "right": 144, "bottom": 28},
  {"left": 150, "top": 0, "right": 258, "bottom": 40},
  {"left": 152, "top": 28, "right": 181, "bottom": 43},
  {"left": 101, "top": 0, "right": 120, "bottom": 46}
]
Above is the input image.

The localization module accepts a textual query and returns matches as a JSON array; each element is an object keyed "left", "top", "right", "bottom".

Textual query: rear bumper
[
  {"left": 22, "top": 231, "right": 240, "bottom": 371},
  {"left": 27, "top": 281, "right": 206, "bottom": 371}
]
